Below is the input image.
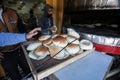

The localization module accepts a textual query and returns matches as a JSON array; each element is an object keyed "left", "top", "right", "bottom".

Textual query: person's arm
[
  {"left": 0, "top": 28, "right": 41, "bottom": 47},
  {"left": 0, "top": 32, "right": 26, "bottom": 46}
]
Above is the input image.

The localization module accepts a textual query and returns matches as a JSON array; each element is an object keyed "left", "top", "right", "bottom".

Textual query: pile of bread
[{"left": 26, "top": 28, "right": 93, "bottom": 60}]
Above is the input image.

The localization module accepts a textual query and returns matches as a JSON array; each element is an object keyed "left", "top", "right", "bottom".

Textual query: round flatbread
[
  {"left": 79, "top": 39, "right": 93, "bottom": 50},
  {"left": 26, "top": 42, "right": 42, "bottom": 51},
  {"left": 28, "top": 51, "right": 46, "bottom": 60}
]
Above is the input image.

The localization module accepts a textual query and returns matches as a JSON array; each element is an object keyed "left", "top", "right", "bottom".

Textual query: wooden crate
[{"left": 21, "top": 41, "right": 94, "bottom": 80}]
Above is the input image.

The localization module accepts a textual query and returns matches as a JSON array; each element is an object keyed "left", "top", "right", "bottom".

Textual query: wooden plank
[
  {"left": 21, "top": 43, "right": 38, "bottom": 80},
  {"left": 53, "top": 0, "right": 64, "bottom": 34}
]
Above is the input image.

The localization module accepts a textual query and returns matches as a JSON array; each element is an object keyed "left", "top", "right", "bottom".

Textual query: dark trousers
[{"left": 1, "top": 48, "right": 31, "bottom": 80}]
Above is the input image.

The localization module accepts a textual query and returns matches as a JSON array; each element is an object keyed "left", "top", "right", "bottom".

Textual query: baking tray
[{"left": 21, "top": 41, "right": 94, "bottom": 80}]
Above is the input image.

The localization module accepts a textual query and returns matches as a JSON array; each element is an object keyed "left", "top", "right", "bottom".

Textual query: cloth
[
  {"left": 54, "top": 51, "right": 113, "bottom": 80},
  {"left": 0, "top": 32, "right": 26, "bottom": 47},
  {"left": 0, "top": 8, "right": 27, "bottom": 52},
  {"left": 38, "top": 15, "right": 53, "bottom": 35},
  {"left": 0, "top": 8, "right": 18, "bottom": 32}
]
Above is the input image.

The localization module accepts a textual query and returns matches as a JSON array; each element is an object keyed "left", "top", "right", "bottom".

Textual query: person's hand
[
  {"left": 48, "top": 26, "right": 57, "bottom": 32},
  {"left": 0, "top": 52, "right": 4, "bottom": 61},
  {"left": 48, "top": 26, "right": 55, "bottom": 30},
  {"left": 26, "top": 28, "right": 41, "bottom": 39}
]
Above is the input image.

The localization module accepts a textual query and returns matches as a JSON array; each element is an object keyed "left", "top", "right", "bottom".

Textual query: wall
[{"left": 5, "top": 0, "right": 45, "bottom": 22}]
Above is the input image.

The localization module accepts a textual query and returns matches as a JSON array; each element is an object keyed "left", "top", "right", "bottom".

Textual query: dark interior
[
  {"left": 62, "top": 0, "right": 120, "bottom": 37},
  {"left": 63, "top": 9, "right": 120, "bottom": 37},
  {"left": 69, "top": 9, "right": 120, "bottom": 24}
]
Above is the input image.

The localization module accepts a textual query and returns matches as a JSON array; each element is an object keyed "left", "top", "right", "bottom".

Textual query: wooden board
[{"left": 21, "top": 41, "right": 94, "bottom": 80}]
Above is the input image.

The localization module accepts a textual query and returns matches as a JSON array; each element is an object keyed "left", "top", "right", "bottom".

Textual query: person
[
  {"left": 0, "top": 27, "right": 41, "bottom": 80},
  {"left": 38, "top": 4, "right": 56, "bottom": 35},
  {"left": 0, "top": 0, "right": 35, "bottom": 80},
  {"left": 0, "top": 28, "right": 41, "bottom": 80},
  {"left": 27, "top": 9, "right": 37, "bottom": 32}
]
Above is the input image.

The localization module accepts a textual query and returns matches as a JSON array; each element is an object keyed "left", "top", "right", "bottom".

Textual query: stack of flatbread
[{"left": 26, "top": 28, "right": 93, "bottom": 60}]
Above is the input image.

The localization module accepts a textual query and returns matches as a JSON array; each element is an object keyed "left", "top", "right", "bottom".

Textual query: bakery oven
[
  {"left": 62, "top": 0, "right": 120, "bottom": 79},
  {"left": 63, "top": 0, "right": 120, "bottom": 55}
]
